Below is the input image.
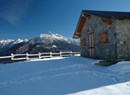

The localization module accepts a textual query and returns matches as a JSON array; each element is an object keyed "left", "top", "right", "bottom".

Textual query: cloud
[{"left": 0, "top": 0, "right": 31, "bottom": 25}]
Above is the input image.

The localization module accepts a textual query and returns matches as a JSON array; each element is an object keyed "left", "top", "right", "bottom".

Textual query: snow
[
  {"left": 0, "top": 39, "right": 28, "bottom": 50},
  {"left": 0, "top": 39, "right": 14, "bottom": 44},
  {"left": 0, "top": 39, "right": 14, "bottom": 48},
  {"left": 37, "top": 33, "right": 79, "bottom": 44},
  {"left": 0, "top": 56, "right": 130, "bottom": 95},
  {"left": 13, "top": 38, "right": 28, "bottom": 44},
  {"left": 52, "top": 45, "right": 57, "bottom": 48},
  {"left": 0, "top": 39, "right": 27, "bottom": 45}
]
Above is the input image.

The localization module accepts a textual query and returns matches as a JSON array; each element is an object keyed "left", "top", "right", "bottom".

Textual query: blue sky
[{"left": 0, "top": 0, "right": 130, "bottom": 40}]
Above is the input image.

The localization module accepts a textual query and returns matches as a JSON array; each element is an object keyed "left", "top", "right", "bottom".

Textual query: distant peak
[
  {"left": 14, "top": 38, "right": 27, "bottom": 43},
  {"left": 39, "top": 33, "right": 64, "bottom": 39},
  {"left": 0, "top": 39, "right": 14, "bottom": 44}
]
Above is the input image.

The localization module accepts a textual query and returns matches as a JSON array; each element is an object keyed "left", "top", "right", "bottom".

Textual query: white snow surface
[{"left": 0, "top": 56, "right": 130, "bottom": 95}]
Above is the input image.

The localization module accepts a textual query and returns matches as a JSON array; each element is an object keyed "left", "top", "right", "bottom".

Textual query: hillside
[
  {"left": 0, "top": 56, "right": 130, "bottom": 95},
  {"left": 0, "top": 33, "right": 80, "bottom": 56},
  {"left": 0, "top": 39, "right": 27, "bottom": 52}
]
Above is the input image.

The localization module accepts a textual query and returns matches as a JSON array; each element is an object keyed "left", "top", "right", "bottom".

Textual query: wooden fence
[{"left": 0, "top": 51, "right": 80, "bottom": 61}]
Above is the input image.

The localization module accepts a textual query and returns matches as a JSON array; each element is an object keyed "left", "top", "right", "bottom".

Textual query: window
[
  {"left": 102, "top": 18, "right": 112, "bottom": 25},
  {"left": 98, "top": 31, "right": 109, "bottom": 44},
  {"left": 80, "top": 39, "right": 86, "bottom": 46}
]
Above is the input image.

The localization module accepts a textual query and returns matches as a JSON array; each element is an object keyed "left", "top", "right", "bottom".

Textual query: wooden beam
[{"left": 73, "top": 12, "right": 91, "bottom": 39}]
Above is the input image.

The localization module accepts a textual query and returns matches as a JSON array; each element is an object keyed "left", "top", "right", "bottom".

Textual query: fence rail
[{"left": 0, "top": 51, "right": 80, "bottom": 61}]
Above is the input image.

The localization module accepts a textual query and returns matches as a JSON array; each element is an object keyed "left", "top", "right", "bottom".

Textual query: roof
[
  {"left": 82, "top": 10, "right": 130, "bottom": 19},
  {"left": 73, "top": 10, "right": 130, "bottom": 38}
]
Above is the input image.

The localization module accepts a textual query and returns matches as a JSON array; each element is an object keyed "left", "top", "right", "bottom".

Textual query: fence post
[
  {"left": 11, "top": 53, "right": 14, "bottom": 60},
  {"left": 70, "top": 51, "right": 73, "bottom": 56},
  {"left": 39, "top": 52, "right": 41, "bottom": 59},
  {"left": 50, "top": 52, "right": 52, "bottom": 58},
  {"left": 60, "top": 51, "right": 62, "bottom": 57},
  {"left": 26, "top": 53, "right": 29, "bottom": 60}
]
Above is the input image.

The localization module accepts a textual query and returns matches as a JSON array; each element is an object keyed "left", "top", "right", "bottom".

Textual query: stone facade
[
  {"left": 116, "top": 20, "right": 130, "bottom": 60},
  {"left": 80, "top": 15, "right": 130, "bottom": 61}
]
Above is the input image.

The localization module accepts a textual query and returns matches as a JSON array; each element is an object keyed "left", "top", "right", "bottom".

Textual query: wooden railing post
[
  {"left": 70, "top": 51, "right": 73, "bottom": 56},
  {"left": 11, "top": 53, "right": 14, "bottom": 60},
  {"left": 50, "top": 52, "right": 52, "bottom": 58},
  {"left": 39, "top": 52, "right": 41, "bottom": 59},
  {"left": 26, "top": 53, "right": 29, "bottom": 60},
  {"left": 60, "top": 51, "right": 62, "bottom": 57}
]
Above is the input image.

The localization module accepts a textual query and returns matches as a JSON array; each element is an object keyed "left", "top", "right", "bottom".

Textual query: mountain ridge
[{"left": 0, "top": 33, "right": 80, "bottom": 56}]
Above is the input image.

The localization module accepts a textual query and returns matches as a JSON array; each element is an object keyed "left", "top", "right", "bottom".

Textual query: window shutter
[
  {"left": 80, "top": 39, "right": 86, "bottom": 46},
  {"left": 99, "top": 31, "right": 109, "bottom": 44},
  {"left": 102, "top": 18, "right": 112, "bottom": 25}
]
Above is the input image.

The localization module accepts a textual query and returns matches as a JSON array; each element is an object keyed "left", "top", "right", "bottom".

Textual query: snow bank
[{"left": 108, "top": 61, "right": 130, "bottom": 82}]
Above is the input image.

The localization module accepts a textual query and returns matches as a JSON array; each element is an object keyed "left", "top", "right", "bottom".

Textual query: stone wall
[
  {"left": 80, "top": 15, "right": 117, "bottom": 60},
  {"left": 116, "top": 19, "right": 130, "bottom": 60}
]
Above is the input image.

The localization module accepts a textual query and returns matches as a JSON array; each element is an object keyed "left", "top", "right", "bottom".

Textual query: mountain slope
[
  {"left": 0, "top": 39, "right": 27, "bottom": 53},
  {"left": 0, "top": 33, "right": 80, "bottom": 55}
]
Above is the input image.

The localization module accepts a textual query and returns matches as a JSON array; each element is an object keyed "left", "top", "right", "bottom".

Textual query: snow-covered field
[{"left": 0, "top": 56, "right": 130, "bottom": 95}]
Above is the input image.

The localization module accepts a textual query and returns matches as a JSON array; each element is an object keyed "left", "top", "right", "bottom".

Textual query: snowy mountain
[
  {"left": 0, "top": 33, "right": 80, "bottom": 55},
  {"left": 29, "top": 33, "right": 79, "bottom": 45},
  {"left": 0, "top": 39, "right": 28, "bottom": 52}
]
